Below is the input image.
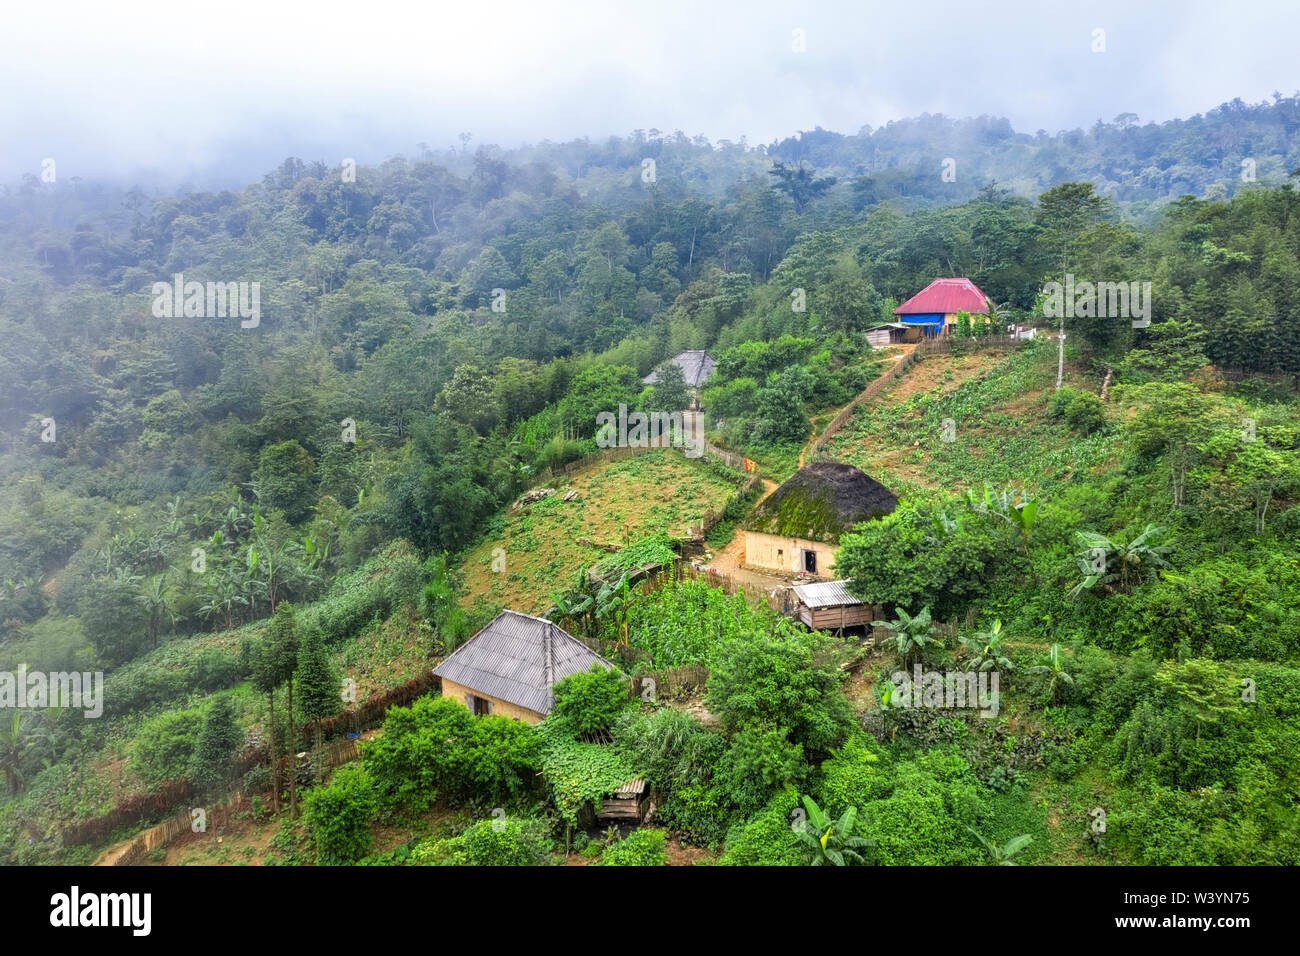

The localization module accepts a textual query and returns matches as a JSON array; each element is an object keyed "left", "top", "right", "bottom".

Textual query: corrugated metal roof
[
  {"left": 791, "top": 580, "right": 865, "bottom": 608},
  {"left": 433, "top": 610, "right": 615, "bottom": 715},
  {"left": 643, "top": 350, "right": 716, "bottom": 388},
  {"left": 611, "top": 778, "right": 646, "bottom": 797},
  {"left": 894, "top": 278, "right": 990, "bottom": 316}
]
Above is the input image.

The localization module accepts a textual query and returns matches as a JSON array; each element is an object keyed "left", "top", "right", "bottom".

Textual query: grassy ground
[
  {"left": 458, "top": 449, "right": 741, "bottom": 615},
  {"left": 827, "top": 343, "right": 1115, "bottom": 499}
]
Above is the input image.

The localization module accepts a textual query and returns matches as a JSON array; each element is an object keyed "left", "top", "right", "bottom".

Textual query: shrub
[
  {"left": 130, "top": 708, "right": 203, "bottom": 787},
  {"left": 411, "top": 816, "right": 554, "bottom": 866},
  {"left": 600, "top": 827, "right": 668, "bottom": 866},
  {"left": 242, "top": 764, "right": 273, "bottom": 795},
  {"left": 302, "top": 765, "right": 378, "bottom": 863},
  {"left": 816, "top": 735, "right": 886, "bottom": 817},
  {"left": 363, "top": 696, "right": 541, "bottom": 811},
  {"left": 717, "top": 724, "right": 807, "bottom": 818},
  {"left": 1041, "top": 739, "right": 1087, "bottom": 780},
  {"left": 614, "top": 709, "right": 729, "bottom": 845},
  {"left": 706, "top": 631, "right": 852, "bottom": 754},
  {"left": 551, "top": 664, "right": 627, "bottom": 737},
  {"left": 718, "top": 789, "right": 804, "bottom": 866},
  {"left": 1049, "top": 385, "right": 1083, "bottom": 420},
  {"left": 102, "top": 664, "right": 185, "bottom": 718},
  {"left": 855, "top": 750, "right": 990, "bottom": 865},
  {"left": 186, "top": 647, "right": 241, "bottom": 693},
  {"left": 1064, "top": 392, "right": 1106, "bottom": 434}
]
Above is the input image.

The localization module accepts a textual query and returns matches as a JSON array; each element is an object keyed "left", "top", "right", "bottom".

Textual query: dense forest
[{"left": 1, "top": 94, "right": 1298, "bottom": 867}]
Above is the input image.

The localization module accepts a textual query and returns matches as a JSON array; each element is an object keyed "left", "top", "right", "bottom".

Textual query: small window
[
  {"left": 777, "top": 548, "right": 784, "bottom": 557},
  {"left": 472, "top": 695, "right": 492, "bottom": 716}
]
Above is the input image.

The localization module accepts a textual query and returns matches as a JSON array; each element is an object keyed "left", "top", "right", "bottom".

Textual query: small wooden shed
[
  {"left": 597, "top": 778, "right": 649, "bottom": 822},
  {"left": 789, "top": 580, "right": 874, "bottom": 631},
  {"left": 865, "top": 322, "right": 914, "bottom": 346}
]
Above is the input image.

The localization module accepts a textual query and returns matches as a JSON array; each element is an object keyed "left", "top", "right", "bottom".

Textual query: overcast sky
[{"left": 2, "top": 0, "right": 1296, "bottom": 188}]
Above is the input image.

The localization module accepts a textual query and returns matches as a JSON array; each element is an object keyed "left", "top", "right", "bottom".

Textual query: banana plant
[
  {"left": 1028, "top": 643, "right": 1075, "bottom": 704},
  {"left": 959, "top": 618, "right": 1014, "bottom": 672},
  {"left": 966, "top": 483, "right": 1039, "bottom": 576},
  {"left": 0, "top": 711, "right": 35, "bottom": 795},
  {"left": 872, "top": 605, "right": 939, "bottom": 667},
  {"left": 794, "top": 795, "right": 874, "bottom": 866},
  {"left": 1068, "top": 524, "right": 1172, "bottom": 599},
  {"left": 548, "top": 568, "right": 597, "bottom": 636},
  {"left": 595, "top": 571, "right": 634, "bottom": 646},
  {"left": 966, "top": 826, "right": 1032, "bottom": 865}
]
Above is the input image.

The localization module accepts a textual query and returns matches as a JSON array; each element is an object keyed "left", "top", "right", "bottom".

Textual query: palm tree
[
  {"left": 967, "top": 826, "right": 1032, "bottom": 865},
  {"left": 1028, "top": 643, "right": 1075, "bottom": 704},
  {"left": 1068, "top": 524, "right": 1172, "bottom": 598},
  {"left": 795, "top": 796, "right": 874, "bottom": 866},
  {"left": 872, "top": 605, "right": 940, "bottom": 667},
  {"left": 959, "top": 618, "right": 1014, "bottom": 672}
]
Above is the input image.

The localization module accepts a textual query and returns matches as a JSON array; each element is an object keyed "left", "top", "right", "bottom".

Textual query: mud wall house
[
  {"left": 893, "top": 278, "right": 992, "bottom": 337},
  {"left": 643, "top": 350, "right": 715, "bottom": 410},
  {"left": 432, "top": 610, "right": 616, "bottom": 724},
  {"left": 741, "top": 462, "right": 898, "bottom": 577}
]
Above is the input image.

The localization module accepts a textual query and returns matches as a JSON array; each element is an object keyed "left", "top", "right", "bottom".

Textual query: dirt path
[
  {"left": 794, "top": 344, "right": 915, "bottom": 468},
  {"left": 701, "top": 344, "right": 920, "bottom": 590}
]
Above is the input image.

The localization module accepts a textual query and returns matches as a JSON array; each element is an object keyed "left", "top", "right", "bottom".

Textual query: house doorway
[{"left": 803, "top": 550, "right": 817, "bottom": 574}]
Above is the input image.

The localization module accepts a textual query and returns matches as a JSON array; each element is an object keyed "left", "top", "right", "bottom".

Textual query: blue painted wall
[{"left": 899, "top": 313, "right": 945, "bottom": 335}]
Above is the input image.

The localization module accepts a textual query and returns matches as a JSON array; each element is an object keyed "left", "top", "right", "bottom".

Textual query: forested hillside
[{"left": 1, "top": 98, "right": 1298, "bottom": 867}]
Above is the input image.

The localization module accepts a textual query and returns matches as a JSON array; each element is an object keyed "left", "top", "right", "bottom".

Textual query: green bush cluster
[{"left": 362, "top": 696, "right": 541, "bottom": 812}]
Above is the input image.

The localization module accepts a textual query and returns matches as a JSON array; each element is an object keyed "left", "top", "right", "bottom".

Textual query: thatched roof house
[
  {"left": 742, "top": 462, "right": 897, "bottom": 576},
  {"left": 433, "top": 610, "right": 615, "bottom": 723}
]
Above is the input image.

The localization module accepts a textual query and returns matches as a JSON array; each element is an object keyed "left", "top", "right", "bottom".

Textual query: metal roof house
[
  {"left": 642, "top": 350, "right": 716, "bottom": 389},
  {"left": 788, "top": 579, "right": 874, "bottom": 631},
  {"left": 894, "top": 278, "right": 991, "bottom": 337},
  {"left": 643, "top": 351, "right": 716, "bottom": 411},
  {"left": 433, "top": 610, "right": 616, "bottom": 723}
]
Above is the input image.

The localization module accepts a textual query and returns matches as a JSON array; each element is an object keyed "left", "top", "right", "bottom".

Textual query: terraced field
[
  {"left": 825, "top": 343, "right": 1115, "bottom": 500},
  {"left": 458, "top": 449, "right": 742, "bottom": 615}
]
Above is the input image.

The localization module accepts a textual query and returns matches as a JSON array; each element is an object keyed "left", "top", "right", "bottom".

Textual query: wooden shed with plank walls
[
  {"left": 789, "top": 579, "right": 875, "bottom": 630},
  {"left": 597, "top": 778, "right": 649, "bottom": 822}
]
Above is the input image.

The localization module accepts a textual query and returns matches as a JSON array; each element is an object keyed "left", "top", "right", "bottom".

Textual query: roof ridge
[
  {"left": 550, "top": 625, "right": 618, "bottom": 669},
  {"left": 432, "top": 608, "right": 512, "bottom": 670}
]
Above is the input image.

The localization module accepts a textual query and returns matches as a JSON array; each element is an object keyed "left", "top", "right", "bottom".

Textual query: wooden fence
[
  {"left": 686, "top": 471, "right": 762, "bottom": 540},
  {"left": 102, "top": 736, "right": 365, "bottom": 866},
  {"left": 913, "top": 333, "right": 1024, "bottom": 356},
  {"left": 807, "top": 335, "right": 1027, "bottom": 461},
  {"left": 74, "top": 670, "right": 439, "bottom": 854},
  {"left": 807, "top": 347, "right": 923, "bottom": 460}
]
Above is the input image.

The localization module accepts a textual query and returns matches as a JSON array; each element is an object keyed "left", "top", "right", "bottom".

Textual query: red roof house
[{"left": 893, "top": 278, "right": 991, "bottom": 335}]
